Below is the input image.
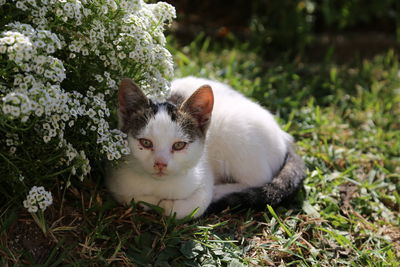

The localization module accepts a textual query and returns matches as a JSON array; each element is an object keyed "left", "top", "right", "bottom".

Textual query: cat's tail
[{"left": 205, "top": 145, "right": 306, "bottom": 214}]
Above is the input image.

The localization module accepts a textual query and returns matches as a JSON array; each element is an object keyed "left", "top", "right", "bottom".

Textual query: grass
[{"left": 1, "top": 36, "right": 399, "bottom": 266}]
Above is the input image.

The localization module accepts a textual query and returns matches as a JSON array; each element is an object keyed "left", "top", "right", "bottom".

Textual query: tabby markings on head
[{"left": 119, "top": 78, "right": 213, "bottom": 142}]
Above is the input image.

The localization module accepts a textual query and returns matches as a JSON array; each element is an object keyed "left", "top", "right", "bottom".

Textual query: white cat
[{"left": 107, "top": 77, "right": 305, "bottom": 218}]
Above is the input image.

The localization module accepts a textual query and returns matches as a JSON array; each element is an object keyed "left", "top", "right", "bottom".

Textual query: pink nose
[{"left": 154, "top": 161, "right": 167, "bottom": 170}]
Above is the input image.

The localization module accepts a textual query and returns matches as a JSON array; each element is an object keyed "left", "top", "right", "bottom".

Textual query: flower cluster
[
  {"left": 0, "top": 1, "right": 175, "bottom": 196},
  {"left": 23, "top": 186, "right": 53, "bottom": 213}
]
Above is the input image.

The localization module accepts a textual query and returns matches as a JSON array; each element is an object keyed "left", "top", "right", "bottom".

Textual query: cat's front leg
[
  {"left": 159, "top": 198, "right": 197, "bottom": 219},
  {"left": 158, "top": 199, "right": 177, "bottom": 217},
  {"left": 135, "top": 195, "right": 161, "bottom": 211},
  {"left": 159, "top": 187, "right": 212, "bottom": 219}
]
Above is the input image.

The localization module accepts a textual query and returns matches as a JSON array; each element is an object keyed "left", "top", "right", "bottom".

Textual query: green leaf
[
  {"left": 227, "top": 259, "right": 245, "bottom": 267},
  {"left": 302, "top": 200, "right": 320, "bottom": 218},
  {"left": 180, "top": 240, "right": 204, "bottom": 259},
  {"left": 267, "top": 205, "right": 293, "bottom": 237}
]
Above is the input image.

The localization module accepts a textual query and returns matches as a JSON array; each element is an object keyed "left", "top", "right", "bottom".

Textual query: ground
[{"left": 1, "top": 37, "right": 399, "bottom": 266}]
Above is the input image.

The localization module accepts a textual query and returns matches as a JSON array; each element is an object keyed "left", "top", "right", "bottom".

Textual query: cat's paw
[
  {"left": 159, "top": 199, "right": 175, "bottom": 216},
  {"left": 137, "top": 195, "right": 160, "bottom": 210},
  {"left": 160, "top": 199, "right": 201, "bottom": 219}
]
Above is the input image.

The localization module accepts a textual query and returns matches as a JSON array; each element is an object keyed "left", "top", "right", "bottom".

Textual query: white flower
[
  {"left": 43, "top": 135, "right": 51, "bottom": 143},
  {"left": 21, "top": 115, "right": 29, "bottom": 122},
  {"left": 23, "top": 186, "right": 53, "bottom": 212},
  {"left": 121, "top": 147, "right": 130, "bottom": 155},
  {"left": 10, "top": 146, "right": 17, "bottom": 154}
]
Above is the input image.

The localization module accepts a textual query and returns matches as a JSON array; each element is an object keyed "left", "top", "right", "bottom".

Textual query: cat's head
[{"left": 118, "top": 78, "right": 213, "bottom": 178}]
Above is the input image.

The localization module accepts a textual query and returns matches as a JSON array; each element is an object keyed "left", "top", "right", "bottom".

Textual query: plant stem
[{"left": 32, "top": 211, "right": 48, "bottom": 236}]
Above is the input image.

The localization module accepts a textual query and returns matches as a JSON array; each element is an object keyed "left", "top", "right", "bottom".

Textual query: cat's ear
[
  {"left": 118, "top": 78, "right": 149, "bottom": 117},
  {"left": 181, "top": 85, "right": 214, "bottom": 131}
]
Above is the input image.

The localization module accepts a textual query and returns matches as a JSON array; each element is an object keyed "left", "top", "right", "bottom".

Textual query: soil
[
  {"left": 8, "top": 216, "right": 54, "bottom": 263},
  {"left": 5, "top": 191, "right": 86, "bottom": 264}
]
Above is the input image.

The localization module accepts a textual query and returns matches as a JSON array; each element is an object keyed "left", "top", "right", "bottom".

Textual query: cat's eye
[
  {"left": 138, "top": 138, "right": 153, "bottom": 149},
  {"left": 172, "top": 141, "right": 187, "bottom": 151}
]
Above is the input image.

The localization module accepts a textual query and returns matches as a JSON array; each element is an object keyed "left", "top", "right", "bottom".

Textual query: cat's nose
[{"left": 154, "top": 161, "right": 167, "bottom": 170}]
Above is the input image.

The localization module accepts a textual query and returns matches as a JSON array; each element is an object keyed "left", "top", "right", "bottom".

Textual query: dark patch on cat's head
[
  {"left": 179, "top": 85, "right": 214, "bottom": 136},
  {"left": 118, "top": 79, "right": 214, "bottom": 140},
  {"left": 176, "top": 110, "right": 204, "bottom": 140},
  {"left": 155, "top": 102, "right": 178, "bottom": 121},
  {"left": 167, "top": 93, "right": 185, "bottom": 107},
  {"left": 118, "top": 78, "right": 154, "bottom": 136},
  {"left": 166, "top": 87, "right": 214, "bottom": 140},
  {"left": 118, "top": 79, "right": 181, "bottom": 137}
]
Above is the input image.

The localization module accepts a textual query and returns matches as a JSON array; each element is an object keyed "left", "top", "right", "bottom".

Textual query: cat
[
  {"left": 107, "top": 78, "right": 215, "bottom": 218},
  {"left": 107, "top": 76, "right": 305, "bottom": 219}
]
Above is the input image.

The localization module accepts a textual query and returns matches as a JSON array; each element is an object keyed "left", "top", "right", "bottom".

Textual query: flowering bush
[{"left": 0, "top": 0, "right": 175, "bottom": 204}]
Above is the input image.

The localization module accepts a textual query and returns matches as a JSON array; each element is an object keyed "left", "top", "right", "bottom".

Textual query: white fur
[
  {"left": 171, "top": 77, "right": 292, "bottom": 200},
  {"left": 108, "top": 77, "right": 292, "bottom": 218},
  {"left": 107, "top": 107, "right": 213, "bottom": 218}
]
